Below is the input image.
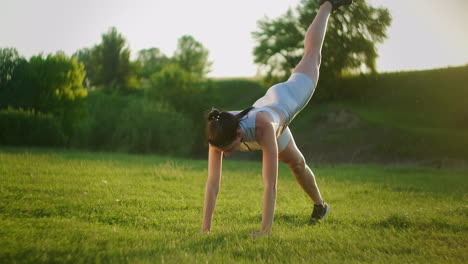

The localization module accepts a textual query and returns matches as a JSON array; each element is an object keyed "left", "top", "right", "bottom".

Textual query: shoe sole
[{"left": 322, "top": 203, "right": 330, "bottom": 220}]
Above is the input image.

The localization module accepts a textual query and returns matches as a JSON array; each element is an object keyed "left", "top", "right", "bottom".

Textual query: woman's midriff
[{"left": 265, "top": 106, "right": 287, "bottom": 128}]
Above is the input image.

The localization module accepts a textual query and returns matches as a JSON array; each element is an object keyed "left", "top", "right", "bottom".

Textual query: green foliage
[
  {"left": 0, "top": 53, "right": 87, "bottom": 141},
  {"left": 0, "top": 48, "right": 24, "bottom": 92},
  {"left": 0, "top": 57, "right": 29, "bottom": 108},
  {"left": 78, "top": 90, "right": 131, "bottom": 150},
  {"left": 173, "top": 35, "right": 212, "bottom": 79},
  {"left": 252, "top": 0, "right": 391, "bottom": 86},
  {"left": 28, "top": 54, "right": 87, "bottom": 117},
  {"left": 149, "top": 64, "right": 198, "bottom": 111},
  {"left": 148, "top": 64, "right": 216, "bottom": 154},
  {"left": 0, "top": 148, "right": 466, "bottom": 263},
  {"left": 72, "top": 47, "right": 98, "bottom": 88},
  {"left": 253, "top": 9, "right": 304, "bottom": 85},
  {"left": 74, "top": 27, "right": 140, "bottom": 93},
  {"left": 112, "top": 100, "right": 193, "bottom": 155},
  {"left": 76, "top": 90, "right": 196, "bottom": 155},
  {"left": 96, "top": 27, "right": 131, "bottom": 91},
  {"left": 0, "top": 108, "right": 65, "bottom": 146},
  {"left": 1, "top": 30, "right": 215, "bottom": 155},
  {"left": 135, "top": 47, "right": 170, "bottom": 79}
]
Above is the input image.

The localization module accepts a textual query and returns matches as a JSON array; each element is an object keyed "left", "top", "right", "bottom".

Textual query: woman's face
[
  {"left": 219, "top": 136, "right": 242, "bottom": 157},
  {"left": 217, "top": 128, "right": 242, "bottom": 157}
]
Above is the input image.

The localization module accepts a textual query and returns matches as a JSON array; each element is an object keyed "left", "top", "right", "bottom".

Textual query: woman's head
[{"left": 205, "top": 107, "right": 253, "bottom": 153}]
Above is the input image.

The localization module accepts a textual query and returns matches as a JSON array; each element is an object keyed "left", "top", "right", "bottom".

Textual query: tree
[
  {"left": 136, "top": 47, "right": 170, "bottom": 79},
  {"left": 148, "top": 64, "right": 198, "bottom": 112},
  {"left": 73, "top": 47, "right": 99, "bottom": 88},
  {"left": 93, "top": 27, "right": 138, "bottom": 93},
  {"left": 252, "top": 0, "right": 391, "bottom": 86},
  {"left": 0, "top": 48, "right": 24, "bottom": 93},
  {"left": 173, "top": 35, "right": 212, "bottom": 79}
]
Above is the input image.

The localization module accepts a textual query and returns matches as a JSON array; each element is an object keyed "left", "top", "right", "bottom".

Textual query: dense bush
[
  {"left": 73, "top": 90, "right": 131, "bottom": 150},
  {"left": 148, "top": 64, "right": 217, "bottom": 154},
  {"left": 71, "top": 90, "right": 195, "bottom": 155},
  {"left": 0, "top": 108, "right": 65, "bottom": 146},
  {"left": 112, "top": 100, "right": 193, "bottom": 155},
  {"left": 148, "top": 64, "right": 210, "bottom": 113}
]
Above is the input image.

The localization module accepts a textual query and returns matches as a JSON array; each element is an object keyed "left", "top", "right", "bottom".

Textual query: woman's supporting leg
[
  {"left": 293, "top": 2, "right": 333, "bottom": 85},
  {"left": 278, "top": 133, "right": 324, "bottom": 206}
]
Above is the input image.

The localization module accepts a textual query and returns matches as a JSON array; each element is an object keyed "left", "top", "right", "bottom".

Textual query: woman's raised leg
[{"left": 293, "top": 2, "right": 333, "bottom": 85}]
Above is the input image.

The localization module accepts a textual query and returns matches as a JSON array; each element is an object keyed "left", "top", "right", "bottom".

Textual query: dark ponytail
[{"left": 205, "top": 106, "right": 254, "bottom": 147}]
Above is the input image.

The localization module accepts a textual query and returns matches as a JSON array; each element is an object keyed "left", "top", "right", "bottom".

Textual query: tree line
[{"left": 0, "top": 27, "right": 214, "bottom": 153}]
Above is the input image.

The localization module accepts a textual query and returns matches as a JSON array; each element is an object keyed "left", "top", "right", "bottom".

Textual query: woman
[{"left": 201, "top": 0, "right": 352, "bottom": 237}]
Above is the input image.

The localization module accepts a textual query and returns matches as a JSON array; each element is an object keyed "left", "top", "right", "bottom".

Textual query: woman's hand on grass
[
  {"left": 251, "top": 231, "right": 269, "bottom": 238},
  {"left": 196, "top": 230, "right": 210, "bottom": 236}
]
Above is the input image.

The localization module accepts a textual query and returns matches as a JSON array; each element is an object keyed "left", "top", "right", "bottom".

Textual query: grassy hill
[{"left": 212, "top": 66, "right": 468, "bottom": 166}]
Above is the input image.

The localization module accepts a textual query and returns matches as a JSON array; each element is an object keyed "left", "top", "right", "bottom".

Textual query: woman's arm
[
  {"left": 201, "top": 144, "right": 223, "bottom": 233},
  {"left": 256, "top": 118, "right": 279, "bottom": 235}
]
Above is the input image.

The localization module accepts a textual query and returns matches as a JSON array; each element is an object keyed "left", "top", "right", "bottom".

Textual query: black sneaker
[
  {"left": 309, "top": 202, "right": 330, "bottom": 224},
  {"left": 317, "top": 0, "right": 353, "bottom": 12}
]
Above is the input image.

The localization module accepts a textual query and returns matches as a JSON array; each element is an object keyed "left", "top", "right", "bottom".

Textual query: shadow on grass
[
  {"left": 372, "top": 213, "right": 467, "bottom": 232},
  {"left": 180, "top": 232, "right": 239, "bottom": 254},
  {"left": 275, "top": 213, "right": 308, "bottom": 227},
  {"left": 243, "top": 212, "right": 312, "bottom": 229}
]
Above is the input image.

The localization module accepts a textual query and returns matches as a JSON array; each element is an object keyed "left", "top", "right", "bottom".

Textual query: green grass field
[{"left": 0, "top": 147, "right": 467, "bottom": 263}]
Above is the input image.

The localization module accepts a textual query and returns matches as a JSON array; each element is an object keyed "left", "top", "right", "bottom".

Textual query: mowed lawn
[{"left": 0, "top": 148, "right": 466, "bottom": 263}]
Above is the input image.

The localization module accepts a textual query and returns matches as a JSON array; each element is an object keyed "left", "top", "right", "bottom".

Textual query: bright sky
[{"left": 1, "top": 0, "right": 467, "bottom": 77}]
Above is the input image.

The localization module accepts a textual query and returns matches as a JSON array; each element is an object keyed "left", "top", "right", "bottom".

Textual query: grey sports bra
[{"left": 229, "top": 107, "right": 284, "bottom": 152}]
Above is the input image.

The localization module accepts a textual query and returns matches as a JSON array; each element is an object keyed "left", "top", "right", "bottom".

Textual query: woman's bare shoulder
[
  {"left": 255, "top": 112, "right": 276, "bottom": 142},
  {"left": 255, "top": 111, "right": 275, "bottom": 128}
]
